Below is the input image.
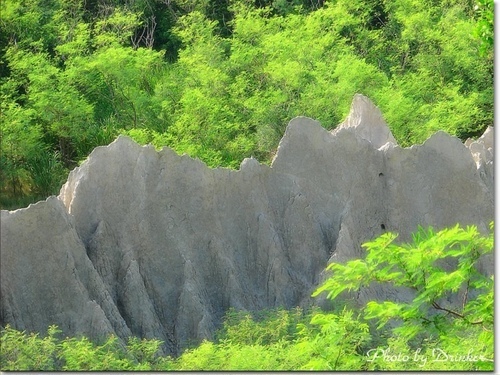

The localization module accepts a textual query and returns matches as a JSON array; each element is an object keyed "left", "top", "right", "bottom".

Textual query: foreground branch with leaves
[{"left": 314, "top": 222, "right": 494, "bottom": 370}]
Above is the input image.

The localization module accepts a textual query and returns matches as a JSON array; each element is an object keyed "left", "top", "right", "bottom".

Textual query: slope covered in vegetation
[{"left": 0, "top": 0, "right": 493, "bottom": 209}]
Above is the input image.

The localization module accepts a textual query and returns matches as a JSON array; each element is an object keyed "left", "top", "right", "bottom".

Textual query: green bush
[
  {"left": 0, "top": 325, "right": 173, "bottom": 371},
  {"left": 314, "top": 222, "right": 494, "bottom": 371}
]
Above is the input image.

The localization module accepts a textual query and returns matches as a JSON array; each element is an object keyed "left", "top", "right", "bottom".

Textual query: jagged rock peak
[
  {"left": 465, "top": 126, "right": 494, "bottom": 168},
  {"left": 333, "top": 94, "right": 397, "bottom": 149},
  {"left": 0, "top": 94, "right": 494, "bottom": 357}
]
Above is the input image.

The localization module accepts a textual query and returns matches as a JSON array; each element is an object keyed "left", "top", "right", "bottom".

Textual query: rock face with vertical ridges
[{"left": 0, "top": 95, "right": 493, "bottom": 355}]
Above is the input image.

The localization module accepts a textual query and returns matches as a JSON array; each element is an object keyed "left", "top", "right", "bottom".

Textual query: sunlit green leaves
[
  {"left": 0, "top": 0, "right": 493, "bottom": 208},
  {"left": 473, "top": 0, "right": 493, "bottom": 56},
  {"left": 0, "top": 325, "right": 60, "bottom": 370},
  {"left": 0, "top": 325, "right": 170, "bottom": 371},
  {"left": 364, "top": 301, "right": 403, "bottom": 329},
  {"left": 313, "top": 260, "right": 371, "bottom": 300},
  {"left": 93, "top": 8, "right": 142, "bottom": 47},
  {"left": 314, "top": 222, "right": 494, "bottom": 364}
]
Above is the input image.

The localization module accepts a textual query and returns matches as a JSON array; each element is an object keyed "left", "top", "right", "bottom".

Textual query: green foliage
[
  {"left": 296, "top": 308, "right": 371, "bottom": 370},
  {"left": 0, "top": 325, "right": 172, "bottom": 371},
  {"left": 217, "top": 307, "right": 305, "bottom": 346},
  {"left": 173, "top": 306, "right": 371, "bottom": 370},
  {"left": 0, "top": 325, "right": 60, "bottom": 371},
  {"left": 473, "top": 0, "right": 493, "bottom": 56},
  {"left": 0, "top": 0, "right": 493, "bottom": 210},
  {"left": 314, "top": 222, "right": 494, "bottom": 371},
  {"left": 174, "top": 307, "right": 311, "bottom": 370}
]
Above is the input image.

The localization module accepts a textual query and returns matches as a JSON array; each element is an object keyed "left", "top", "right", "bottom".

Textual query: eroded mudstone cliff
[{"left": 0, "top": 95, "right": 493, "bottom": 355}]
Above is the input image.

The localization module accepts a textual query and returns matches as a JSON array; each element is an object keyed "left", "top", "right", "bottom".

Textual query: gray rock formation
[{"left": 0, "top": 95, "right": 494, "bottom": 355}]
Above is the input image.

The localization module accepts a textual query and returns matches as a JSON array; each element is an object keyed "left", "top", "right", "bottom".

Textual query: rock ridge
[{"left": 0, "top": 95, "right": 493, "bottom": 355}]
